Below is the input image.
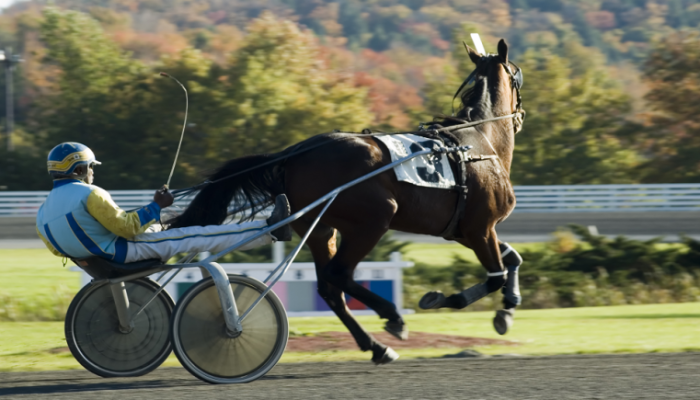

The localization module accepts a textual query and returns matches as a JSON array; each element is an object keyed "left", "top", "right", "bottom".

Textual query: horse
[{"left": 170, "top": 39, "right": 525, "bottom": 364}]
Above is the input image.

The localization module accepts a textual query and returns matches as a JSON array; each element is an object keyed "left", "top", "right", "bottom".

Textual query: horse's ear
[
  {"left": 497, "top": 39, "right": 508, "bottom": 64},
  {"left": 462, "top": 41, "right": 482, "bottom": 65}
]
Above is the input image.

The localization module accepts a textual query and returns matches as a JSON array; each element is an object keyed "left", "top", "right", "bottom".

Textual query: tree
[
  {"left": 20, "top": 9, "right": 373, "bottom": 191},
  {"left": 35, "top": 8, "right": 225, "bottom": 189},
  {"left": 35, "top": 8, "right": 154, "bottom": 189},
  {"left": 209, "top": 12, "right": 373, "bottom": 159},
  {"left": 640, "top": 31, "right": 700, "bottom": 182},
  {"left": 510, "top": 46, "right": 640, "bottom": 184}
]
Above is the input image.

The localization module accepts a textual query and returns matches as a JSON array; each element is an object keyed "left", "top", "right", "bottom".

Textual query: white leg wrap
[
  {"left": 500, "top": 242, "right": 523, "bottom": 307},
  {"left": 125, "top": 220, "right": 271, "bottom": 262},
  {"left": 503, "top": 265, "right": 521, "bottom": 305}
]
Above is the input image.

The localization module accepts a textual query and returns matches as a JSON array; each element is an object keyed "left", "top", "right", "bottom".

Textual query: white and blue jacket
[{"left": 36, "top": 179, "right": 161, "bottom": 263}]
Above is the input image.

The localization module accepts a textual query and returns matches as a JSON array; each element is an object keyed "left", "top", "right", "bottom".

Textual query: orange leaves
[
  {"left": 111, "top": 30, "right": 189, "bottom": 59},
  {"left": 586, "top": 11, "right": 617, "bottom": 30},
  {"left": 353, "top": 71, "right": 422, "bottom": 130}
]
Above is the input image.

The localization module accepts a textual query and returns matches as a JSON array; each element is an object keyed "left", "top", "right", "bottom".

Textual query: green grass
[
  {"left": 402, "top": 242, "right": 547, "bottom": 267},
  {"left": 1, "top": 302, "right": 699, "bottom": 371},
  {"left": 285, "top": 302, "right": 700, "bottom": 357},
  {"left": 0, "top": 249, "right": 81, "bottom": 321},
  {"left": 0, "top": 249, "right": 80, "bottom": 298}
]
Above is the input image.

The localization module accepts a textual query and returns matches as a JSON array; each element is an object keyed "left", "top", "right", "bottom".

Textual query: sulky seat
[{"left": 72, "top": 256, "right": 165, "bottom": 280}]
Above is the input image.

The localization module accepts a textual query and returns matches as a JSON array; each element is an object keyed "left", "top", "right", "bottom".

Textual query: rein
[
  {"left": 434, "top": 112, "right": 521, "bottom": 133},
  {"left": 171, "top": 112, "right": 520, "bottom": 199},
  {"left": 172, "top": 57, "right": 524, "bottom": 199}
]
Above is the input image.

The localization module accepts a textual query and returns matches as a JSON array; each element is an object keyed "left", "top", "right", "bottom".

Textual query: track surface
[{"left": 1, "top": 353, "right": 698, "bottom": 399}]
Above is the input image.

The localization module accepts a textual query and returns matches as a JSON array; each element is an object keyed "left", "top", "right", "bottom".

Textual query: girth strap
[{"left": 435, "top": 130, "right": 469, "bottom": 240}]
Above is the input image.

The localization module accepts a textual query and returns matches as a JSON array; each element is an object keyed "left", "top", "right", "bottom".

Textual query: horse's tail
[
  {"left": 168, "top": 134, "right": 336, "bottom": 228},
  {"left": 168, "top": 152, "right": 285, "bottom": 228}
]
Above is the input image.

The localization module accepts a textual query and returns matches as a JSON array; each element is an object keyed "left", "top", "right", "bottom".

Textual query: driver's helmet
[{"left": 47, "top": 142, "right": 101, "bottom": 179}]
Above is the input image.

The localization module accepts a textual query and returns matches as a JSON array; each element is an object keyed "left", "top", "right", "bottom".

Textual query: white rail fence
[
  {"left": 513, "top": 184, "right": 700, "bottom": 212},
  {"left": 2, "top": 184, "right": 700, "bottom": 216}
]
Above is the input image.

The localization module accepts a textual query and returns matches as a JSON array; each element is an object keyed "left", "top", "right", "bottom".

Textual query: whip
[{"left": 160, "top": 72, "right": 188, "bottom": 188}]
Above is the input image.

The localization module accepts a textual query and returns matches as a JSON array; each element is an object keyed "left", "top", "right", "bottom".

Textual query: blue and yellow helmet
[{"left": 47, "top": 142, "right": 101, "bottom": 179}]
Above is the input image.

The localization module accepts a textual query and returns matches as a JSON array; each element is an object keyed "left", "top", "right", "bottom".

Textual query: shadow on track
[
  {"left": 0, "top": 367, "right": 341, "bottom": 396},
  {"left": 0, "top": 379, "right": 198, "bottom": 396}
]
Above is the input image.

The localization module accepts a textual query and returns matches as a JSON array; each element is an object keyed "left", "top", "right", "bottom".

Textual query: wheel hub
[{"left": 224, "top": 325, "right": 242, "bottom": 338}]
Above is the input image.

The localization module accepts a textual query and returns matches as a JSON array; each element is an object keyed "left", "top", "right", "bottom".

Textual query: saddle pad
[{"left": 374, "top": 134, "right": 456, "bottom": 189}]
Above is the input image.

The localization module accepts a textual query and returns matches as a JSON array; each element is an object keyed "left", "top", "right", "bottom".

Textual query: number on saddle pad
[
  {"left": 374, "top": 134, "right": 457, "bottom": 189},
  {"left": 409, "top": 141, "right": 445, "bottom": 183}
]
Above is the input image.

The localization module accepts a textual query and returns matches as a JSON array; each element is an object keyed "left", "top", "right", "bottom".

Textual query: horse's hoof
[
  {"left": 384, "top": 321, "right": 408, "bottom": 341},
  {"left": 493, "top": 309, "right": 514, "bottom": 335},
  {"left": 373, "top": 347, "right": 400, "bottom": 365},
  {"left": 419, "top": 291, "right": 445, "bottom": 309}
]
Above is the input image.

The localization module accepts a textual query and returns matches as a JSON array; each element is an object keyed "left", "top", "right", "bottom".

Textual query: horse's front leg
[
  {"left": 493, "top": 241, "right": 522, "bottom": 335},
  {"left": 419, "top": 227, "right": 506, "bottom": 310}
]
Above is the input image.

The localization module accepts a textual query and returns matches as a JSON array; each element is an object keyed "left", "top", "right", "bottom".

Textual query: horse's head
[{"left": 451, "top": 39, "right": 524, "bottom": 134}]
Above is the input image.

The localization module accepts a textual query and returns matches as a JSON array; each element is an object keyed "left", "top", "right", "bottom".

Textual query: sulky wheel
[
  {"left": 171, "top": 274, "right": 288, "bottom": 384},
  {"left": 65, "top": 277, "right": 174, "bottom": 377}
]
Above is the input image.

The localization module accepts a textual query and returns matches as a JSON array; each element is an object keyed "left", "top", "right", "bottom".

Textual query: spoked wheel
[
  {"left": 171, "top": 274, "right": 288, "bottom": 384},
  {"left": 65, "top": 277, "right": 174, "bottom": 377}
]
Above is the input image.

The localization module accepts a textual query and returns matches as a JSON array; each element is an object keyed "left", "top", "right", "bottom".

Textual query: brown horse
[{"left": 170, "top": 39, "right": 525, "bottom": 364}]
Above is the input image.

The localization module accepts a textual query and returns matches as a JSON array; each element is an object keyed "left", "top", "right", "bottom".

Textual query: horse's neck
[
  {"left": 488, "top": 123, "right": 515, "bottom": 174},
  {"left": 484, "top": 94, "right": 516, "bottom": 174},
  {"left": 452, "top": 79, "right": 516, "bottom": 173}
]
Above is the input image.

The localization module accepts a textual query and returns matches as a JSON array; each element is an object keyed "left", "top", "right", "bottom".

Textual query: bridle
[
  {"left": 437, "top": 56, "right": 525, "bottom": 174},
  {"left": 450, "top": 56, "right": 525, "bottom": 135},
  {"left": 503, "top": 61, "right": 524, "bottom": 118}
]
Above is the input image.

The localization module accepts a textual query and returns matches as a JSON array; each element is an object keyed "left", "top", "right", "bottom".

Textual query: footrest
[{"left": 73, "top": 257, "right": 165, "bottom": 280}]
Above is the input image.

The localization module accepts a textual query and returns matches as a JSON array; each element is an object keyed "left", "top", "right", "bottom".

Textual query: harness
[{"left": 417, "top": 58, "right": 524, "bottom": 239}]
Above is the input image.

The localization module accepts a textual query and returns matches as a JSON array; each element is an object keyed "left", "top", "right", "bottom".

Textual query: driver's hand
[{"left": 154, "top": 185, "right": 174, "bottom": 208}]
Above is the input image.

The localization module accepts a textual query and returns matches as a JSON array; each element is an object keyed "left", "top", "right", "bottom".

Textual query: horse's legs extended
[
  {"left": 319, "top": 226, "right": 406, "bottom": 362},
  {"left": 419, "top": 226, "right": 506, "bottom": 310},
  {"left": 419, "top": 228, "right": 523, "bottom": 334},
  {"left": 323, "top": 229, "right": 404, "bottom": 322},
  {"left": 294, "top": 221, "right": 396, "bottom": 363}
]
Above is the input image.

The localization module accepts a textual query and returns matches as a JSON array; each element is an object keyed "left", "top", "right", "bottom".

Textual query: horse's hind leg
[
  {"left": 298, "top": 221, "right": 397, "bottom": 364},
  {"left": 320, "top": 226, "right": 406, "bottom": 364}
]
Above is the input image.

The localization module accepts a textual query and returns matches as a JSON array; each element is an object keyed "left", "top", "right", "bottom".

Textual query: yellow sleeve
[
  {"left": 36, "top": 227, "right": 63, "bottom": 257},
  {"left": 86, "top": 187, "right": 161, "bottom": 239}
]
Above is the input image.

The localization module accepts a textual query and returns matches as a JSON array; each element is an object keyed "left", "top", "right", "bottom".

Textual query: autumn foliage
[{"left": 0, "top": 1, "right": 698, "bottom": 189}]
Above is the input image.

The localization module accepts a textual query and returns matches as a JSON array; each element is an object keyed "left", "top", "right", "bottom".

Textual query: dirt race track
[{"left": 1, "top": 353, "right": 699, "bottom": 399}]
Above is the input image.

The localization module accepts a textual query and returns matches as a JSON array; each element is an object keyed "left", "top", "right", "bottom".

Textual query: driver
[{"left": 36, "top": 142, "right": 292, "bottom": 263}]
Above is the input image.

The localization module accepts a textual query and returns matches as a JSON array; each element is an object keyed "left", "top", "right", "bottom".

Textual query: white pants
[{"left": 124, "top": 220, "right": 272, "bottom": 263}]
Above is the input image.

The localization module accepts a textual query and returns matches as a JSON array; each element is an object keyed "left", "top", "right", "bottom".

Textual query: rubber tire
[
  {"left": 65, "top": 277, "right": 174, "bottom": 377},
  {"left": 171, "top": 274, "right": 289, "bottom": 384}
]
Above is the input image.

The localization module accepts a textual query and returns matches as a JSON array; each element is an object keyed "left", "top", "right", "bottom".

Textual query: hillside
[{"left": 0, "top": 0, "right": 698, "bottom": 189}]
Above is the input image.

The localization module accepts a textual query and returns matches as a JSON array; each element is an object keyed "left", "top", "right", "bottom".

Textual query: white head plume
[{"left": 470, "top": 33, "right": 486, "bottom": 55}]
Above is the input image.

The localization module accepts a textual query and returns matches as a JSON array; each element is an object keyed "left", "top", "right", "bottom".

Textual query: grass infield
[
  {"left": 1, "top": 302, "right": 698, "bottom": 371},
  {"left": 0, "top": 249, "right": 80, "bottom": 298},
  {"left": 401, "top": 242, "right": 547, "bottom": 268}
]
